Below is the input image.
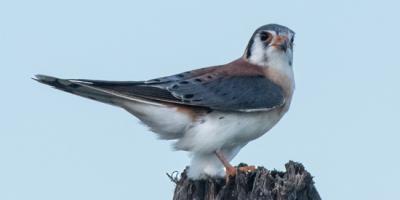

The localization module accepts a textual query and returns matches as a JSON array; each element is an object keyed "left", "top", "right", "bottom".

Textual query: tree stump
[{"left": 171, "top": 161, "right": 321, "bottom": 200}]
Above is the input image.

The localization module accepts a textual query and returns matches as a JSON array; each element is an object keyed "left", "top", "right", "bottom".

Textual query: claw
[{"left": 238, "top": 165, "right": 256, "bottom": 173}]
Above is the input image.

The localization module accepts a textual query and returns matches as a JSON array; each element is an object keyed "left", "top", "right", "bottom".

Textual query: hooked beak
[{"left": 269, "top": 35, "right": 289, "bottom": 51}]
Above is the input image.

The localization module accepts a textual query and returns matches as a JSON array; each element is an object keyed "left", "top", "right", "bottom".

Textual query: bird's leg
[
  {"left": 215, "top": 150, "right": 257, "bottom": 183},
  {"left": 215, "top": 150, "right": 237, "bottom": 178}
]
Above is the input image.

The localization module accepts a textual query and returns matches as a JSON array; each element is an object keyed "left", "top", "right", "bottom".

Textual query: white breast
[{"left": 174, "top": 109, "right": 286, "bottom": 153}]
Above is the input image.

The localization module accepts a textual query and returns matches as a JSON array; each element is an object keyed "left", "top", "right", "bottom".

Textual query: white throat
[
  {"left": 247, "top": 38, "right": 295, "bottom": 90},
  {"left": 249, "top": 39, "right": 293, "bottom": 70},
  {"left": 248, "top": 37, "right": 292, "bottom": 67}
]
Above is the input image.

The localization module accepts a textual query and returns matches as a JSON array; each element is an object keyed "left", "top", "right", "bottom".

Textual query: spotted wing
[
  {"left": 148, "top": 73, "right": 285, "bottom": 111},
  {"left": 35, "top": 61, "right": 285, "bottom": 112}
]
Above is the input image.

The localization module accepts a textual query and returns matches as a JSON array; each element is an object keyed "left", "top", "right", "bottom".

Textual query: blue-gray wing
[
  {"left": 157, "top": 75, "right": 285, "bottom": 111},
  {"left": 75, "top": 72, "right": 284, "bottom": 111},
  {"left": 35, "top": 71, "right": 285, "bottom": 111}
]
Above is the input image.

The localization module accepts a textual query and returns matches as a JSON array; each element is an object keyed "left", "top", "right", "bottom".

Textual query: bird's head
[{"left": 244, "top": 24, "right": 295, "bottom": 67}]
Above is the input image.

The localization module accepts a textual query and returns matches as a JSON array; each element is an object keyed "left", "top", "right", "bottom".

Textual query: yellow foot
[
  {"left": 225, "top": 165, "right": 257, "bottom": 183},
  {"left": 238, "top": 165, "right": 256, "bottom": 173}
]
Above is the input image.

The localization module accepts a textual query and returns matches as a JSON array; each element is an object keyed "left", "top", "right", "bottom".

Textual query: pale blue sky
[{"left": 1, "top": 0, "right": 399, "bottom": 199}]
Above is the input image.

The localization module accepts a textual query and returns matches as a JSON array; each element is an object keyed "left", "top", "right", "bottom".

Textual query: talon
[{"left": 238, "top": 165, "right": 256, "bottom": 173}]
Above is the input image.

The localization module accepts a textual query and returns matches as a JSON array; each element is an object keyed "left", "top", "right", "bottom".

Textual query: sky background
[{"left": 1, "top": 0, "right": 399, "bottom": 199}]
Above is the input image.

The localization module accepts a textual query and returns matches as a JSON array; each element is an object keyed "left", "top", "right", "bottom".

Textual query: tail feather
[
  {"left": 34, "top": 74, "right": 123, "bottom": 106},
  {"left": 34, "top": 74, "right": 191, "bottom": 140}
]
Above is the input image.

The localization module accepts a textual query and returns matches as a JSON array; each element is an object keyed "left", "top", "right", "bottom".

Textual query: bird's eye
[{"left": 260, "top": 32, "right": 272, "bottom": 42}]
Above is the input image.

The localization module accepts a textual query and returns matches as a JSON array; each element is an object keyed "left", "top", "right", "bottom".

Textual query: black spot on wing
[
  {"left": 166, "top": 75, "right": 285, "bottom": 111},
  {"left": 183, "top": 94, "right": 194, "bottom": 99}
]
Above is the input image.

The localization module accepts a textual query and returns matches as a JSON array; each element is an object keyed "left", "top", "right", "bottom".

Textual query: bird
[{"left": 34, "top": 24, "right": 295, "bottom": 180}]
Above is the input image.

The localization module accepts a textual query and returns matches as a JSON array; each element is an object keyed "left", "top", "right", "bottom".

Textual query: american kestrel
[{"left": 35, "top": 24, "right": 295, "bottom": 179}]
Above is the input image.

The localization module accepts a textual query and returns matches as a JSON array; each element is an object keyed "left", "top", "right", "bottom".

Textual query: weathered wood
[{"left": 171, "top": 161, "right": 321, "bottom": 200}]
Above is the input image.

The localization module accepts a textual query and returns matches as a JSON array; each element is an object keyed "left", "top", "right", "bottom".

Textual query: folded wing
[{"left": 35, "top": 69, "right": 285, "bottom": 112}]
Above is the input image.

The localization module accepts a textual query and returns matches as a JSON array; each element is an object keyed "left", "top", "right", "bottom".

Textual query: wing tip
[{"left": 33, "top": 74, "right": 57, "bottom": 84}]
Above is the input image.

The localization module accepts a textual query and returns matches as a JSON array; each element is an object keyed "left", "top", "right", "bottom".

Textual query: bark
[{"left": 170, "top": 161, "right": 321, "bottom": 200}]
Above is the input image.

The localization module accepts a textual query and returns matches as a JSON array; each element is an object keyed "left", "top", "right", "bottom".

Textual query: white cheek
[
  {"left": 248, "top": 38, "right": 267, "bottom": 65},
  {"left": 248, "top": 37, "right": 293, "bottom": 67}
]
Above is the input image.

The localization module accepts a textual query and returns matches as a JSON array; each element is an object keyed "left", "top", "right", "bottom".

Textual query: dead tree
[{"left": 170, "top": 161, "right": 321, "bottom": 200}]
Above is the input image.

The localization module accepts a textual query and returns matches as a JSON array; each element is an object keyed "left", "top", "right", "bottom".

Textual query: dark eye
[
  {"left": 260, "top": 32, "right": 272, "bottom": 42},
  {"left": 290, "top": 36, "right": 294, "bottom": 44}
]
